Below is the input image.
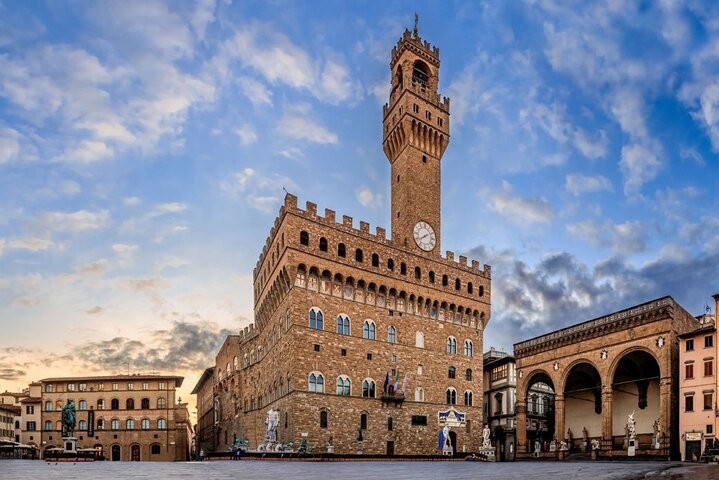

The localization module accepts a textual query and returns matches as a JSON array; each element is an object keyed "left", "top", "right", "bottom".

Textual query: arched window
[
  {"left": 372, "top": 253, "right": 379, "bottom": 267},
  {"left": 157, "top": 418, "right": 167, "bottom": 430},
  {"left": 429, "top": 271, "right": 435, "bottom": 283},
  {"left": 446, "top": 388, "right": 457, "bottom": 405},
  {"left": 417, "top": 364, "right": 423, "bottom": 375},
  {"left": 442, "top": 275, "right": 448, "bottom": 286},
  {"left": 464, "top": 391, "right": 473, "bottom": 407},
  {"left": 448, "top": 366, "right": 456, "bottom": 379},
  {"left": 455, "top": 278, "right": 461, "bottom": 290},
  {"left": 141, "top": 419, "right": 150, "bottom": 430},
  {"left": 126, "top": 398, "right": 134, "bottom": 410},
  {"left": 111, "top": 399, "right": 119, "bottom": 410},
  {"left": 233, "top": 356, "right": 238, "bottom": 370},
  {"left": 415, "top": 331, "right": 424, "bottom": 348},
  {"left": 363, "top": 320, "right": 376, "bottom": 340},
  {"left": 97, "top": 419, "right": 105, "bottom": 430},
  {"left": 360, "top": 413, "right": 368, "bottom": 430},
  {"left": 355, "top": 248, "right": 363, "bottom": 262},
  {"left": 97, "top": 399, "right": 105, "bottom": 410},
  {"left": 300, "top": 231, "right": 309, "bottom": 246},
  {"left": 337, "top": 243, "right": 346, "bottom": 257},
  {"left": 479, "top": 285, "right": 484, "bottom": 297},
  {"left": 336, "top": 375, "right": 351, "bottom": 396},
  {"left": 309, "top": 307, "right": 324, "bottom": 330},
  {"left": 79, "top": 419, "right": 87, "bottom": 430},
  {"left": 336, "top": 314, "right": 350, "bottom": 335},
  {"left": 157, "top": 398, "right": 166, "bottom": 409},
  {"left": 387, "top": 417, "right": 393, "bottom": 431},
  {"left": 141, "top": 398, "right": 150, "bottom": 409},
  {"left": 111, "top": 419, "right": 120, "bottom": 430},
  {"left": 319, "top": 237, "right": 328, "bottom": 252},
  {"left": 387, "top": 325, "right": 397, "bottom": 344},
  {"left": 400, "top": 262, "right": 407, "bottom": 275},
  {"left": 387, "top": 258, "right": 394, "bottom": 271},
  {"left": 44, "top": 420, "right": 52, "bottom": 430},
  {"left": 466, "top": 368, "right": 473, "bottom": 381},
  {"left": 308, "top": 372, "right": 325, "bottom": 393},
  {"left": 414, "top": 387, "right": 425, "bottom": 402},
  {"left": 446, "top": 336, "right": 457, "bottom": 354},
  {"left": 79, "top": 400, "right": 87, "bottom": 411},
  {"left": 45, "top": 401, "right": 52, "bottom": 411},
  {"left": 467, "top": 282, "right": 473, "bottom": 294},
  {"left": 362, "top": 379, "right": 376, "bottom": 398},
  {"left": 414, "top": 266, "right": 421, "bottom": 279},
  {"left": 412, "top": 60, "right": 430, "bottom": 86},
  {"left": 45, "top": 384, "right": 54, "bottom": 393},
  {"left": 126, "top": 419, "right": 135, "bottom": 430},
  {"left": 464, "top": 340, "right": 473, "bottom": 357},
  {"left": 151, "top": 444, "right": 161, "bottom": 454},
  {"left": 320, "top": 410, "right": 328, "bottom": 428}
]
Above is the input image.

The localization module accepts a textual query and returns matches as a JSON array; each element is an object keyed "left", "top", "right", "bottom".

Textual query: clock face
[{"left": 413, "top": 221, "right": 436, "bottom": 251}]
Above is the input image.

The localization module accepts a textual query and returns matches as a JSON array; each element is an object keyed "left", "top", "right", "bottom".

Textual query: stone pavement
[{"left": 3, "top": 460, "right": 714, "bottom": 480}]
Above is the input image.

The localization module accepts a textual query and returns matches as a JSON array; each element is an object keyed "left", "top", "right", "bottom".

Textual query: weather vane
[{"left": 413, "top": 12, "right": 419, "bottom": 37}]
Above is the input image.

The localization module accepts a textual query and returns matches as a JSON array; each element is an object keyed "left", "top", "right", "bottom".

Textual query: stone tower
[{"left": 382, "top": 23, "right": 450, "bottom": 255}]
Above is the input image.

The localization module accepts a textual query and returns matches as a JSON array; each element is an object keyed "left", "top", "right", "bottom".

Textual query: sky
[{"left": 1, "top": 0, "right": 719, "bottom": 411}]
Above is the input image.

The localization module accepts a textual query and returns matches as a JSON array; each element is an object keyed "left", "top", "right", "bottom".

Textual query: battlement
[
  {"left": 391, "top": 29, "right": 440, "bottom": 65},
  {"left": 237, "top": 323, "right": 258, "bottom": 344},
  {"left": 258, "top": 193, "right": 490, "bottom": 278}
]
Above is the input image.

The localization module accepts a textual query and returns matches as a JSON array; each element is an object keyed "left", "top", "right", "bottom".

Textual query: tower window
[
  {"left": 372, "top": 253, "right": 379, "bottom": 267},
  {"left": 479, "top": 285, "right": 484, "bottom": 297},
  {"left": 442, "top": 275, "right": 448, "bottom": 287},
  {"left": 355, "top": 249, "right": 363, "bottom": 262},
  {"left": 425, "top": 111, "right": 432, "bottom": 120},
  {"left": 413, "top": 103, "right": 419, "bottom": 114},
  {"left": 438, "top": 117, "right": 443, "bottom": 127},
  {"left": 400, "top": 262, "right": 407, "bottom": 275},
  {"left": 319, "top": 237, "right": 328, "bottom": 252},
  {"left": 455, "top": 278, "right": 461, "bottom": 290},
  {"left": 300, "top": 231, "right": 309, "bottom": 246},
  {"left": 429, "top": 271, "right": 435, "bottom": 283},
  {"left": 422, "top": 155, "right": 427, "bottom": 163},
  {"left": 467, "top": 282, "right": 473, "bottom": 294},
  {"left": 397, "top": 211, "right": 400, "bottom": 218},
  {"left": 387, "top": 259, "right": 394, "bottom": 271},
  {"left": 414, "top": 267, "right": 421, "bottom": 280},
  {"left": 412, "top": 60, "right": 429, "bottom": 87},
  {"left": 397, "top": 175, "right": 400, "bottom": 183},
  {"left": 338, "top": 243, "right": 346, "bottom": 257}
]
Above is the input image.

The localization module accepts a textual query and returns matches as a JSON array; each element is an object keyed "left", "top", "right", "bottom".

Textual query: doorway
[
  {"left": 685, "top": 441, "right": 701, "bottom": 461},
  {"left": 111, "top": 444, "right": 121, "bottom": 461},
  {"left": 449, "top": 431, "right": 457, "bottom": 455},
  {"left": 386, "top": 441, "right": 394, "bottom": 456},
  {"left": 131, "top": 444, "right": 140, "bottom": 461}
]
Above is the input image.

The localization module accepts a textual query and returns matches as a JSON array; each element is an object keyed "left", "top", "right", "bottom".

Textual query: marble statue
[
  {"left": 591, "top": 439, "right": 600, "bottom": 450},
  {"left": 482, "top": 424, "right": 491, "bottom": 448},
  {"left": 559, "top": 441, "right": 568, "bottom": 451},
  {"left": 61, "top": 399, "right": 76, "bottom": 437},
  {"left": 265, "top": 409, "right": 279, "bottom": 443},
  {"left": 653, "top": 417, "right": 661, "bottom": 436},
  {"left": 627, "top": 410, "right": 636, "bottom": 440},
  {"left": 443, "top": 425, "right": 452, "bottom": 449}
]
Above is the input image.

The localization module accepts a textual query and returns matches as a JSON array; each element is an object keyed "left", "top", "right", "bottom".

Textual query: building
[
  {"left": 35, "top": 374, "right": 189, "bottom": 461},
  {"left": 1, "top": 390, "right": 26, "bottom": 443},
  {"left": 678, "top": 295, "right": 717, "bottom": 461},
  {"left": 19, "top": 383, "right": 41, "bottom": 451},
  {"left": 514, "top": 296, "right": 702, "bottom": 460},
  {"left": 190, "top": 367, "right": 215, "bottom": 456},
  {"left": 0, "top": 403, "right": 19, "bottom": 442},
  {"left": 197, "top": 25, "right": 492, "bottom": 456}
]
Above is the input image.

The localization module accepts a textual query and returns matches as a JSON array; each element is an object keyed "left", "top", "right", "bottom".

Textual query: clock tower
[{"left": 382, "top": 21, "right": 450, "bottom": 255}]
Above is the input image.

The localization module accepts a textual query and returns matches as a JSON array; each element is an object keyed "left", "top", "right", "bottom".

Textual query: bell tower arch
[{"left": 382, "top": 19, "right": 450, "bottom": 254}]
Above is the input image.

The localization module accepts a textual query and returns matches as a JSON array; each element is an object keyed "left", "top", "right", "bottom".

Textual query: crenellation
[
  {"left": 342, "top": 214, "right": 353, "bottom": 227},
  {"left": 471, "top": 260, "right": 479, "bottom": 270},
  {"left": 445, "top": 251, "right": 454, "bottom": 262},
  {"left": 324, "top": 208, "right": 335, "bottom": 222},
  {"left": 359, "top": 221, "right": 369, "bottom": 233},
  {"left": 376, "top": 226, "right": 386, "bottom": 239},
  {"left": 306, "top": 201, "right": 317, "bottom": 216},
  {"left": 285, "top": 193, "right": 298, "bottom": 209},
  {"left": 459, "top": 255, "right": 467, "bottom": 267}
]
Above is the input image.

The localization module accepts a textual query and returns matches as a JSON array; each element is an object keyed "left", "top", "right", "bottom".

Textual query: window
[
  {"left": 467, "top": 282, "right": 473, "bottom": 294},
  {"left": 111, "top": 399, "right": 119, "bottom": 410},
  {"left": 67, "top": 383, "right": 76, "bottom": 392},
  {"left": 45, "top": 384, "right": 54, "bottom": 393},
  {"left": 319, "top": 237, "right": 328, "bottom": 252},
  {"left": 300, "top": 231, "right": 309, "bottom": 246},
  {"left": 387, "top": 326, "right": 397, "bottom": 344},
  {"left": 26, "top": 421, "right": 36, "bottom": 431},
  {"left": 367, "top": 353, "right": 373, "bottom": 360},
  {"left": 309, "top": 373, "right": 325, "bottom": 393},
  {"left": 158, "top": 382, "right": 165, "bottom": 390},
  {"left": 479, "top": 286, "right": 484, "bottom": 297},
  {"left": 126, "top": 419, "right": 135, "bottom": 430},
  {"left": 415, "top": 331, "right": 424, "bottom": 348},
  {"left": 415, "top": 266, "right": 421, "bottom": 279},
  {"left": 141, "top": 398, "right": 150, "bottom": 409},
  {"left": 157, "top": 398, "right": 166, "bottom": 409},
  {"left": 372, "top": 253, "right": 379, "bottom": 267},
  {"left": 413, "top": 103, "right": 419, "bottom": 114},
  {"left": 495, "top": 392, "right": 504, "bottom": 415},
  {"left": 112, "top": 383, "right": 119, "bottom": 391},
  {"left": 362, "top": 379, "right": 376, "bottom": 398},
  {"left": 387, "top": 417, "right": 393, "bottom": 431},
  {"left": 464, "top": 391, "right": 473, "bottom": 406},
  {"left": 151, "top": 444, "right": 161, "bottom": 455},
  {"left": 79, "top": 383, "right": 87, "bottom": 392},
  {"left": 704, "top": 393, "right": 713, "bottom": 410},
  {"left": 44, "top": 420, "right": 52, "bottom": 431},
  {"left": 446, "top": 336, "right": 457, "bottom": 354},
  {"left": 141, "top": 419, "right": 150, "bottom": 430},
  {"left": 706, "top": 335, "right": 714, "bottom": 348},
  {"left": 363, "top": 320, "right": 376, "bottom": 340},
  {"left": 142, "top": 382, "right": 149, "bottom": 390},
  {"left": 98, "top": 383, "right": 105, "bottom": 391},
  {"left": 442, "top": 275, "right": 448, "bottom": 286},
  {"left": 686, "top": 339, "right": 694, "bottom": 351},
  {"left": 157, "top": 418, "right": 166, "bottom": 429},
  {"left": 341, "top": 348, "right": 347, "bottom": 356},
  {"left": 337, "top": 315, "right": 350, "bottom": 335},
  {"left": 313, "top": 344, "right": 320, "bottom": 352},
  {"left": 705, "top": 361, "right": 713, "bottom": 377},
  {"left": 414, "top": 387, "right": 425, "bottom": 402},
  {"left": 464, "top": 340, "right": 473, "bottom": 357},
  {"left": 360, "top": 413, "right": 368, "bottom": 430},
  {"left": 400, "top": 262, "right": 407, "bottom": 275},
  {"left": 438, "top": 117, "right": 444, "bottom": 127},
  {"left": 411, "top": 415, "right": 427, "bottom": 426},
  {"left": 320, "top": 410, "right": 328, "bottom": 428},
  {"left": 387, "top": 258, "right": 394, "bottom": 271},
  {"left": 417, "top": 364, "right": 423, "bottom": 375},
  {"left": 45, "top": 401, "right": 53, "bottom": 411},
  {"left": 685, "top": 395, "right": 694, "bottom": 412},
  {"left": 126, "top": 398, "right": 135, "bottom": 410},
  {"left": 309, "top": 307, "right": 324, "bottom": 330},
  {"left": 455, "top": 278, "right": 460, "bottom": 290},
  {"left": 686, "top": 364, "right": 694, "bottom": 379},
  {"left": 337, "top": 243, "right": 346, "bottom": 257},
  {"left": 97, "top": 399, "right": 105, "bottom": 410},
  {"left": 76, "top": 419, "right": 86, "bottom": 431},
  {"left": 429, "top": 271, "right": 435, "bottom": 283},
  {"left": 491, "top": 364, "right": 509, "bottom": 381},
  {"left": 111, "top": 419, "right": 120, "bottom": 430},
  {"left": 446, "top": 388, "right": 457, "bottom": 405},
  {"left": 708, "top": 424, "right": 714, "bottom": 435},
  {"left": 336, "top": 376, "right": 351, "bottom": 396},
  {"left": 466, "top": 369, "right": 473, "bottom": 381},
  {"left": 448, "top": 366, "right": 456, "bottom": 379},
  {"left": 79, "top": 400, "right": 87, "bottom": 411},
  {"left": 355, "top": 249, "right": 363, "bottom": 262},
  {"left": 97, "top": 419, "right": 104, "bottom": 430}
]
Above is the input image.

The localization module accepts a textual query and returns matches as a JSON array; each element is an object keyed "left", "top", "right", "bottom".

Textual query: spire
[{"left": 413, "top": 12, "right": 419, "bottom": 38}]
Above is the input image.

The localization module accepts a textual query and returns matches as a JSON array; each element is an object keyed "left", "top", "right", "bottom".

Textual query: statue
[
  {"left": 591, "top": 439, "right": 600, "bottom": 450},
  {"left": 264, "top": 409, "right": 279, "bottom": 444},
  {"left": 61, "top": 399, "right": 76, "bottom": 437},
  {"left": 627, "top": 410, "right": 636, "bottom": 440},
  {"left": 653, "top": 417, "right": 661, "bottom": 436},
  {"left": 559, "top": 441, "right": 568, "bottom": 451},
  {"left": 443, "top": 425, "right": 452, "bottom": 449},
  {"left": 482, "top": 424, "right": 491, "bottom": 448}
]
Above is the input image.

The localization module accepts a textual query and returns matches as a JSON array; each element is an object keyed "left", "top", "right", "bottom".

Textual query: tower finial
[{"left": 413, "top": 12, "right": 419, "bottom": 37}]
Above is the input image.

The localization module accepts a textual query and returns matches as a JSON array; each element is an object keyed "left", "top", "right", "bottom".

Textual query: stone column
[
  {"left": 554, "top": 394, "right": 565, "bottom": 444},
  {"left": 516, "top": 401, "right": 527, "bottom": 455},
  {"left": 601, "top": 386, "right": 613, "bottom": 453},
  {"left": 659, "top": 376, "right": 671, "bottom": 454}
]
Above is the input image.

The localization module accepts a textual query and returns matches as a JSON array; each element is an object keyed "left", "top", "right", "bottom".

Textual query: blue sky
[{"left": 1, "top": 0, "right": 718, "bottom": 403}]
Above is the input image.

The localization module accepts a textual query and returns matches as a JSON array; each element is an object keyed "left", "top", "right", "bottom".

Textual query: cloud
[
  {"left": 566, "top": 220, "right": 647, "bottom": 254},
  {"left": 5, "top": 237, "right": 53, "bottom": 252},
  {"left": 619, "top": 143, "right": 662, "bottom": 195},
  {"left": 190, "top": 0, "right": 216, "bottom": 42},
  {"left": 485, "top": 182, "right": 553, "bottom": 225},
  {"left": 237, "top": 76, "right": 272, "bottom": 106},
  {"left": 123, "top": 196, "right": 142, "bottom": 206},
  {"left": 36, "top": 209, "right": 110, "bottom": 233},
  {"left": 0, "top": 368, "right": 26, "bottom": 380},
  {"left": 235, "top": 124, "right": 258, "bottom": 146},
  {"left": 680, "top": 147, "right": 705, "bottom": 166},
  {"left": 0, "top": 126, "right": 20, "bottom": 163},
  {"left": 76, "top": 259, "right": 109, "bottom": 276},
  {"left": 220, "top": 167, "right": 297, "bottom": 213},
  {"left": 356, "top": 186, "right": 383, "bottom": 208},
  {"left": 565, "top": 174, "right": 613, "bottom": 196},
  {"left": 152, "top": 202, "right": 187, "bottom": 215},
  {"left": 319, "top": 59, "right": 361, "bottom": 105},
  {"left": 277, "top": 106, "right": 338, "bottom": 144}
]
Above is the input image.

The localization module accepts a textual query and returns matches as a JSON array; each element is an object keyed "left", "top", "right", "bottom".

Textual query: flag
[
  {"left": 401, "top": 374, "right": 408, "bottom": 395},
  {"left": 393, "top": 371, "right": 399, "bottom": 393},
  {"left": 383, "top": 372, "right": 389, "bottom": 394}
]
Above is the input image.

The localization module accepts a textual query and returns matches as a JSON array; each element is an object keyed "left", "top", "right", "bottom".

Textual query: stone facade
[
  {"left": 514, "top": 296, "right": 701, "bottom": 460},
  {"left": 199, "top": 26, "right": 492, "bottom": 456},
  {"left": 190, "top": 367, "right": 215, "bottom": 456}
]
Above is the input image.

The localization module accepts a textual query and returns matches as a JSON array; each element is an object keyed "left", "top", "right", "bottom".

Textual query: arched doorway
[
  {"left": 494, "top": 426, "right": 506, "bottom": 461},
  {"left": 449, "top": 431, "right": 457, "bottom": 455},
  {"left": 93, "top": 444, "right": 103, "bottom": 460},
  {"left": 111, "top": 444, "right": 121, "bottom": 461},
  {"left": 611, "top": 350, "right": 661, "bottom": 450},
  {"left": 525, "top": 372, "right": 555, "bottom": 451},
  {"left": 131, "top": 444, "right": 140, "bottom": 461},
  {"left": 563, "top": 362, "right": 602, "bottom": 452}
]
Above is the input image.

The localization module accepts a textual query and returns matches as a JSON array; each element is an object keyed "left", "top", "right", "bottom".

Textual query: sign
[
  {"left": 685, "top": 432, "right": 702, "bottom": 441},
  {"left": 87, "top": 409, "right": 95, "bottom": 437},
  {"left": 438, "top": 407, "right": 466, "bottom": 427}
]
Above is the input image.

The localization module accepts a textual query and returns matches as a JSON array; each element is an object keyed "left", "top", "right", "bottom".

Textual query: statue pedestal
[
  {"left": 63, "top": 437, "right": 77, "bottom": 454},
  {"left": 356, "top": 441, "right": 364, "bottom": 455},
  {"left": 479, "top": 447, "right": 496, "bottom": 461},
  {"left": 627, "top": 438, "right": 636, "bottom": 457},
  {"left": 326, "top": 445, "right": 334, "bottom": 454},
  {"left": 442, "top": 445, "right": 453, "bottom": 456}
]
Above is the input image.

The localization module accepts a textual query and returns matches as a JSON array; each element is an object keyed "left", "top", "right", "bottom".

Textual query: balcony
[{"left": 381, "top": 393, "right": 406, "bottom": 406}]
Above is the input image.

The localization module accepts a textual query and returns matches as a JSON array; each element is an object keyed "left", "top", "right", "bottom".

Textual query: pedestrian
[{"left": 199, "top": 448, "right": 204, "bottom": 461}]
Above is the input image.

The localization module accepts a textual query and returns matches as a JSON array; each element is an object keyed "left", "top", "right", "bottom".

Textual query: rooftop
[{"left": 40, "top": 374, "right": 184, "bottom": 387}]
